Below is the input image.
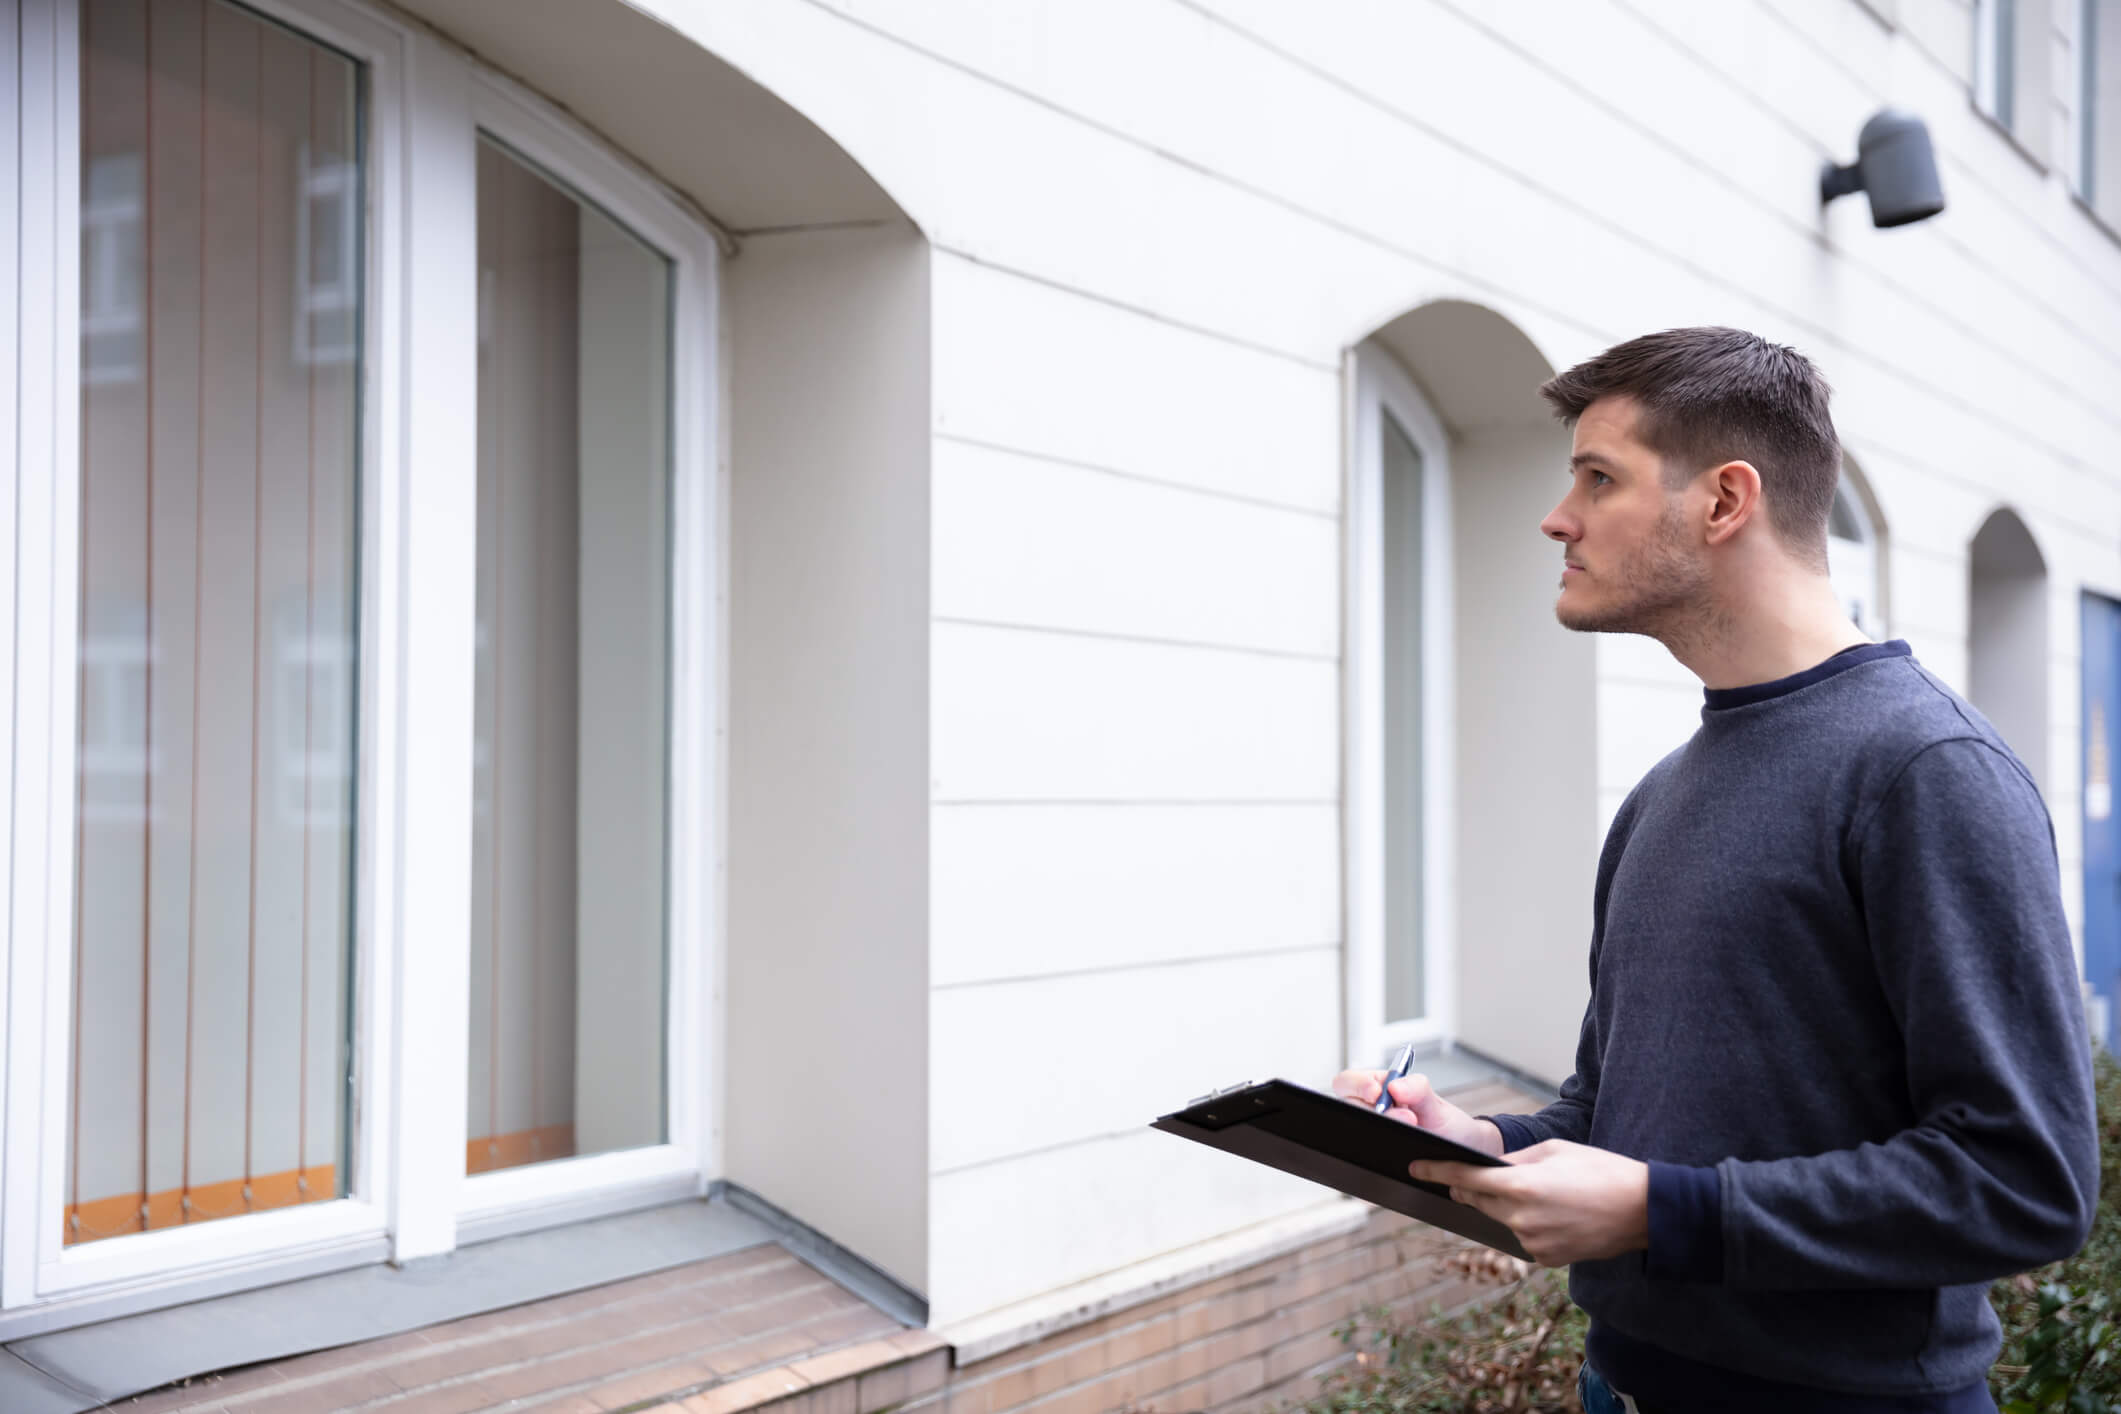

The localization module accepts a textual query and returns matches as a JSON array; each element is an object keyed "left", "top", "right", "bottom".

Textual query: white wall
[
  {"left": 617, "top": 0, "right": 2121, "bottom": 1332},
  {"left": 725, "top": 223, "right": 932, "bottom": 1293},
  {"left": 924, "top": 253, "right": 1345, "bottom": 1326}
]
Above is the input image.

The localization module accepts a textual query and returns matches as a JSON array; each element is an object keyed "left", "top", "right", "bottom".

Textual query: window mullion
[
  {"left": 0, "top": 0, "right": 23, "bottom": 1302},
  {"left": 5, "top": 0, "right": 84, "bottom": 1310},
  {"left": 387, "top": 30, "right": 478, "bottom": 1265}
]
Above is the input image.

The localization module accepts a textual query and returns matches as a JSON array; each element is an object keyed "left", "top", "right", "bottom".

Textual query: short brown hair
[{"left": 1539, "top": 327, "right": 1840, "bottom": 565}]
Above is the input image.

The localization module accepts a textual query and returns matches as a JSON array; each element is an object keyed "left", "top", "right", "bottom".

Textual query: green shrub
[
  {"left": 1989, "top": 1048, "right": 2121, "bottom": 1413},
  {"left": 1298, "top": 1050, "right": 2120, "bottom": 1414}
]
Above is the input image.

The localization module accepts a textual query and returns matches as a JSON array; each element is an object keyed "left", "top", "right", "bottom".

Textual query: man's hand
[
  {"left": 1408, "top": 1140, "right": 1650, "bottom": 1268},
  {"left": 1330, "top": 1069, "right": 1503, "bottom": 1158}
]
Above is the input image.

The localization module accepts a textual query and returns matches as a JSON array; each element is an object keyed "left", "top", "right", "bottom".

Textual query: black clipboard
[{"left": 1151, "top": 1078, "right": 1531, "bottom": 1262}]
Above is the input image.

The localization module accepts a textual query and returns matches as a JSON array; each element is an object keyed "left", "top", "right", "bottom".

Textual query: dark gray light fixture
[{"left": 1819, "top": 109, "right": 1946, "bottom": 228}]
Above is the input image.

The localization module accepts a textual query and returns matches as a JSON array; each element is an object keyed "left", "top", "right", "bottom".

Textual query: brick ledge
[
  {"left": 644, "top": 1329, "right": 951, "bottom": 1414},
  {"left": 935, "top": 1198, "right": 1367, "bottom": 1368}
]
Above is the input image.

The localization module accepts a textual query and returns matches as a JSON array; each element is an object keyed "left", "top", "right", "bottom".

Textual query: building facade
[{"left": 3, "top": 0, "right": 2119, "bottom": 1406}]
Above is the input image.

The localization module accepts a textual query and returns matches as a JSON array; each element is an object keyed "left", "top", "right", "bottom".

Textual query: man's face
[{"left": 1539, "top": 396, "right": 1709, "bottom": 637}]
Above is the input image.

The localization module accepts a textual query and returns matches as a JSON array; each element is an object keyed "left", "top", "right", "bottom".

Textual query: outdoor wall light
[{"left": 1819, "top": 109, "right": 1946, "bottom": 228}]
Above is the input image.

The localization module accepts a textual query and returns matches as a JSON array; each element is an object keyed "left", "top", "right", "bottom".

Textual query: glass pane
[
  {"left": 1828, "top": 482, "right": 1863, "bottom": 543},
  {"left": 71, "top": 0, "right": 362, "bottom": 1245},
  {"left": 468, "top": 138, "right": 672, "bottom": 1175},
  {"left": 1380, "top": 413, "right": 1425, "bottom": 1023},
  {"left": 1995, "top": 0, "right": 2018, "bottom": 128}
]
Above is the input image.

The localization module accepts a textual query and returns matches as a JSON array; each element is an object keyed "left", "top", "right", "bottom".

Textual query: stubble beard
[{"left": 1556, "top": 500, "right": 1718, "bottom": 650}]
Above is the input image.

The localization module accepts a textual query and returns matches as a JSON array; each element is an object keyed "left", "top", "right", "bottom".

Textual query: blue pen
[{"left": 1373, "top": 1042, "right": 1416, "bottom": 1114}]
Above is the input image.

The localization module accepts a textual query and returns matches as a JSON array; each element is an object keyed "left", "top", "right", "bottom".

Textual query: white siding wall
[{"left": 632, "top": 0, "right": 2121, "bottom": 1328}]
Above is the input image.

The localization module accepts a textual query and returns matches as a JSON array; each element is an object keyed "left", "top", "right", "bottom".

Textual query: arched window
[
  {"left": 1350, "top": 343, "right": 1454, "bottom": 1053},
  {"left": 1828, "top": 464, "right": 1887, "bottom": 640},
  {"left": 1969, "top": 508, "right": 2050, "bottom": 790}
]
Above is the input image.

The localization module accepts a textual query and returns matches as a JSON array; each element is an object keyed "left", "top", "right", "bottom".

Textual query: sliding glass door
[{"left": 3, "top": 0, "right": 718, "bottom": 1315}]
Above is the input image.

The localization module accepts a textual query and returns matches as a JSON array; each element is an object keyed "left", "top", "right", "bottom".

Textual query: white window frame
[
  {"left": 2082, "top": 0, "right": 2106, "bottom": 203},
  {"left": 1345, "top": 346, "right": 1456, "bottom": 1067},
  {"left": 451, "top": 58, "right": 722, "bottom": 1243},
  {"left": 2, "top": 0, "right": 723, "bottom": 1315},
  {"left": 1829, "top": 477, "right": 1887, "bottom": 642},
  {"left": 1977, "top": 0, "right": 2016, "bottom": 124}
]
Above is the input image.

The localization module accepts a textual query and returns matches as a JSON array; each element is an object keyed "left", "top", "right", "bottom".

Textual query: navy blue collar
[{"left": 1702, "top": 639, "right": 1912, "bottom": 712}]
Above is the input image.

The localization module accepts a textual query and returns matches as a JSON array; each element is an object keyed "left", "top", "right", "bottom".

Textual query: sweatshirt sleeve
[{"left": 1714, "top": 737, "right": 2099, "bottom": 1290}]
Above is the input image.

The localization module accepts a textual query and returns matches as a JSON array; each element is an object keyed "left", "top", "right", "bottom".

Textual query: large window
[
  {"left": 1979, "top": 0, "right": 2057, "bottom": 164},
  {"left": 2081, "top": 0, "right": 2121, "bottom": 223},
  {"left": 4, "top": 0, "right": 717, "bottom": 1316},
  {"left": 1349, "top": 347, "right": 1454, "bottom": 1061},
  {"left": 1827, "top": 467, "right": 1887, "bottom": 641}
]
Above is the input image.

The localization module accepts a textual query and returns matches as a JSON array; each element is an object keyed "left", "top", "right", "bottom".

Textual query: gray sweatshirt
[{"left": 1491, "top": 643, "right": 2099, "bottom": 1397}]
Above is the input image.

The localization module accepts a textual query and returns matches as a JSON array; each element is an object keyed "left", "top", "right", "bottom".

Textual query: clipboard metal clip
[{"left": 1182, "top": 1079, "right": 1260, "bottom": 1109}]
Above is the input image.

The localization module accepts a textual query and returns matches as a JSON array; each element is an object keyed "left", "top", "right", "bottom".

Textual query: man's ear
[{"left": 1701, "top": 460, "right": 1762, "bottom": 547}]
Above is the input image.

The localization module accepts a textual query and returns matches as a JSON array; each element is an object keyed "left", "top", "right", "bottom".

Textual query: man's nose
[{"left": 1541, "top": 499, "right": 1580, "bottom": 544}]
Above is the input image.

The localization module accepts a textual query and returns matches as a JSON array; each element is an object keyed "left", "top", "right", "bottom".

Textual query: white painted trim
[
  {"left": 1975, "top": 0, "right": 2009, "bottom": 121},
  {"left": 390, "top": 21, "right": 479, "bottom": 1266},
  {"left": 459, "top": 1143, "right": 697, "bottom": 1223},
  {"left": 4, "top": 0, "right": 69, "bottom": 1312},
  {"left": 0, "top": 1236, "right": 388, "bottom": 1341},
  {"left": 0, "top": 0, "right": 19, "bottom": 1311},
  {"left": 939, "top": 1197, "right": 1369, "bottom": 1367},
  {"left": 243, "top": 0, "right": 422, "bottom": 1277},
  {"left": 454, "top": 1168, "right": 702, "bottom": 1247},
  {"left": 37, "top": 1200, "right": 388, "bottom": 1299},
  {"left": 1829, "top": 475, "right": 1887, "bottom": 640},
  {"left": 1344, "top": 344, "right": 1456, "bottom": 1068}
]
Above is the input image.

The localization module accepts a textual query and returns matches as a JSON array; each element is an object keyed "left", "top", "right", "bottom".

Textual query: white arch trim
[{"left": 1346, "top": 342, "right": 1457, "bottom": 1064}]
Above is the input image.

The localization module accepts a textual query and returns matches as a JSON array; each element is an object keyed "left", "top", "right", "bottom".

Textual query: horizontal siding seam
[
  {"left": 932, "top": 941, "right": 1341, "bottom": 995},
  {"left": 932, "top": 615, "right": 1338, "bottom": 666},
  {"left": 934, "top": 431, "right": 1341, "bottom": 522},
  {"left": 931, "top": 244, "right": 1338, "bottom": 373},
  {"left": 1840, "top": 438, "right": 2118, "bottom": 546},
  {"left": 1180, "top": 4, "right": 2121, "bottom": 470},
  {"left": 931, "top": 801, "right": 1336, "bottom": 812}
]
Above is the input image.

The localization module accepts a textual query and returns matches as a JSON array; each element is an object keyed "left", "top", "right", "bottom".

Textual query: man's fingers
[
  {"left": 1506, "top": 1139, "right": 1567, "bottom": 1164},
  {"left": 1384, "top": 1073, "right": 1435, "bottom": 1110},
  {"left": 1447, "top": 1184, "right": 1515, "bottom": 1224},
  {"left": 1330, "top": 1069, "right": 1386, "bottom": 1105},
  {"left": 1408, "top": 1159, "right": 1510, "bottom": 1192}
]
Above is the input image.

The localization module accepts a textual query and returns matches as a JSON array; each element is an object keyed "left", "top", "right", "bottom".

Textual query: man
[{"left": 1335, "top": 328, "right": 2098, "bottom": 1412}]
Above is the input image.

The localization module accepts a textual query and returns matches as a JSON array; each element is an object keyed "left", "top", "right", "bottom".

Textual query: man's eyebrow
[{"left": 1569, "top": 453, "right": 1620, "bottom": 471}]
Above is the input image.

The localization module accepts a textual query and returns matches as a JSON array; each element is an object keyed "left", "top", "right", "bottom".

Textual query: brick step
[{"left": 644, "top": 1330, "right": 950, "bottom": 1414}]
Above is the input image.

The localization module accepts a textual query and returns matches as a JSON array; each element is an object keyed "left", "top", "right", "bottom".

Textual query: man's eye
[{"left": 1591, "top": 471, "right": 1612, "bottom": 487}]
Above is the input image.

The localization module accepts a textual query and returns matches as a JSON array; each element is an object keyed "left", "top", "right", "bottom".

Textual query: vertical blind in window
[{"left": 70, "top": 0, "right": 361, "bottom": 1245}]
